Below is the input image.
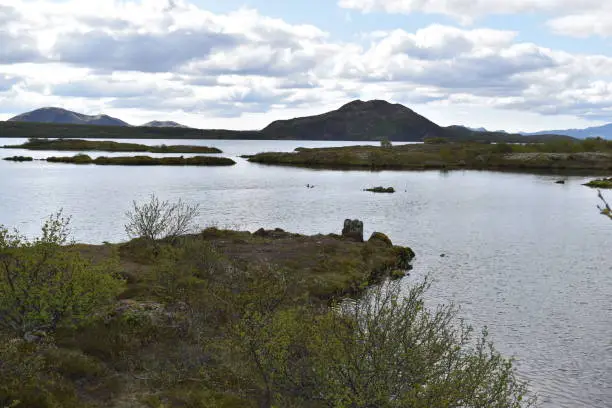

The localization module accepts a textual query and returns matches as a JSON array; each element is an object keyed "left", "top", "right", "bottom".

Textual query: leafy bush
[
  {"left": 0, "top": 211, "right": 124, "bottom": 337},
  {"left": 125, "top": 194, "right": 201, "bottom": 241}
]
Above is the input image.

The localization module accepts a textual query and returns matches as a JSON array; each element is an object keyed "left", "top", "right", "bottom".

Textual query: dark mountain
[
  {"left": 444, "top": 125, "right": 574, "bottom": 143},
  {"left": 522, "top": 123, "right": 612, "bottom": 139},
  {"left": 8, "top": 107, "right": 129, "bottom": 127},
  {"left": 141, "top": 120, "right": 189, "bottom": 128},
  {"left": 262, "top": 99, "right": 445, "bottom": 141}
]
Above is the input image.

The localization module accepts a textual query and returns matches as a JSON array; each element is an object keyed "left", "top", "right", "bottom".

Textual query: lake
[{"left": 1, "top": 137, "right": 611, "bottom": 407}]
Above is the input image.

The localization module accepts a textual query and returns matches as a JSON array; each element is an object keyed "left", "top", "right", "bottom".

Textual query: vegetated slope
[
  {"left": 523, "top": 123, "right": 612, "bottom": 139},
  {"left": 8, "top": 107, "right": 129, "bottom": 126}
]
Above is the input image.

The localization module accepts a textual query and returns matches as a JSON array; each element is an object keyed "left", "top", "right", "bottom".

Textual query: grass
[
  {"left": 46, "top": 154, "right": 236, "bottom": 166},
  {"left": 246, "top": 138, "right": 612, "bottom": 173},
  {"left": 4, "top": 138, "right": 222, "bottom": 153}
]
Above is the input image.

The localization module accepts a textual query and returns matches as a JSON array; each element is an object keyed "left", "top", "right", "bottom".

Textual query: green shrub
[{"left": 0, "top": 211, "right": 124, "bottom": 337}]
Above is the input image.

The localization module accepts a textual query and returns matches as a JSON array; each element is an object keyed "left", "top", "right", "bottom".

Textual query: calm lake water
[{"left": 1, "top": 137, "right": 611, "bottom": 407}]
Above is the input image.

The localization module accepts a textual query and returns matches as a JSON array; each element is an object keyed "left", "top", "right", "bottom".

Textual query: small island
[
  {"left": 365, "top": 186, "right": 395, "bottom": 193},
  {"left": 3, "top": 138, "right": 222, "bottom": 154},
  {"left": 246, "top": 139, "right": 612, "bottom": 172},
  {"left": 584, "top": 177, "right": 612, "bottom": 189},
  {"left": 46, "top": 154, "right": 236, "bottom": 166},
  {"left": 3, "top": 156, "right": 34, "bottom": 162}
]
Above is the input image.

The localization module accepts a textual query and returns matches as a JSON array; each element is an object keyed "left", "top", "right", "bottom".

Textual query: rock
[
  {"left": 368, "top": 232, "right": 393, "bottom": 247},
  {"left": 342, "top": 219, "right": 364, "bottom": 242},
  {"left": 555, "top": 180, "right": 565, "bottom": 184},
  {"left": 440, "top": 253, "right": 446, "bottom": 257}
]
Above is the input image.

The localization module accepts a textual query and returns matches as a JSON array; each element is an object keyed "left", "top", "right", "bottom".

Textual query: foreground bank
[{"left": 0, "top": 210, "right": 536, "bottom": 408}]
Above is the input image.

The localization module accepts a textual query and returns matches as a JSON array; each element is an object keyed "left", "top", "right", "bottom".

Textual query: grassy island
[
  {"left": 365, "top": 186, "right": 395, "bottom": 193},
  {"left": 0, "top": 201, "right": 535, "bottom": 407},
  {"left": 46, "top": 154, "right": 236, "bottom": 166},
  {"left": 584, "top": 177, "right": 612, "bottom": 189},
  {"left": 4, "top": 138, "right": 222, "bottom": 154},
  {"left": 3, "top": 155, "right": 34, "bottom": 162},
  {"left": 247, "top": 138, "right": 612, "bottom": 172}
]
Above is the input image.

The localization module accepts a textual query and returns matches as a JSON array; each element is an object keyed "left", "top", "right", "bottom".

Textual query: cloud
[
  {"left": 338, "top": 0, "right": 612, "bottom": 36},
  {"left": 1, "top": 0, "right": 611, "bottom": 130}
]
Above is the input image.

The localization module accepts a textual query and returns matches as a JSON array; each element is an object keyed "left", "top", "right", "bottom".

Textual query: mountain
[
  {"left": 261, "top": 99, "right": 445, "bottom": 141},
  {"left": 141, "top": 120, "right": 189, "bottom": 128},
  {"left": 8, "top": 107, "right": 129, "bottom": 127},
  {"left": 2, "top": 100, "right": 576, "bottom": 142},
  {"left": 523, "top": 123, "right": 612, "bottom": 139}
]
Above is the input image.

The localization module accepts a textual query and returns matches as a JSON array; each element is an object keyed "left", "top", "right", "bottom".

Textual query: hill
[
  {"left": 8, "top": 107, "right": 129, "bottom": 127},
  {"left": 141, "top": 120, "right": 189, "bottom": 128},
  {"left": 262, "top": 99, "right": 445, "bottom": 141},
  {"left": 523, "top": 123, "right": 612, "bottom": 139}
]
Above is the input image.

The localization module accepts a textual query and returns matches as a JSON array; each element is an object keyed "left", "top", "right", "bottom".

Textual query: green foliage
[
  {"left": 585, "top": 178, "right": 612, "bottom": 189},
  {"left": 0, "top": 211, "right": 124, "bottom": 337}
]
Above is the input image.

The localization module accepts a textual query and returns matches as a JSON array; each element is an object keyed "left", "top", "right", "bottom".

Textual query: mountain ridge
[
  {"left": 3, "top": 101, "right": 578, "bottom": 142},
  {"left": 522, "top": 123, "right": 612, "bottom": 139}
]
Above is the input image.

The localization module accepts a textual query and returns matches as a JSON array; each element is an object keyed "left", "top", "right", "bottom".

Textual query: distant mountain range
[
  {"left": 1, "top": 102, "right": 584, "bottom": 142},
  {"left": 521, "top": 123, "right": 612, "bottom": 139},
  {"left": 8, "top": 107, "right": 189, "bottom": 129}
]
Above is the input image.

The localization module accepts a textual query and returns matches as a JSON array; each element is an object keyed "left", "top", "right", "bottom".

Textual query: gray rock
[{"left": 342, "top": 219, "right": 364, "bottom": 242}]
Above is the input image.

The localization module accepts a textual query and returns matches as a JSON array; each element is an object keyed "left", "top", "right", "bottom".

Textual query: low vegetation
[
  {"left": 46, "top": 154, "right": 236, "bottom": 166},
  {"left": 365, "top": 186, "right": 395, "bottom": 193},
  {"left": 584, "top": 177, "right": 612, "bottom": 189},
  {"left": 4, "top": 138, "right": 222, "bottom": 153},
  {"left": 247, "top": 138, "right": 612, "bottom": 172},
  {"left": 3, "top": 156, "right": 33, "bottom": 161},
  {"left": 0, "top": 196, "right": 536, "bottom": 407}
]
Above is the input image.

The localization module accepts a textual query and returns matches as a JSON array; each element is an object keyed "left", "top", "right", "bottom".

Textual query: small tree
[
  {"left": 0, "top": 211, "right": 124, "bottom": 337},
  {"left": 380, "top": 137, "right": 392, "bottom": 148},
  {"left": 125, "top": 194, "right": 200, "bottom": 241}
]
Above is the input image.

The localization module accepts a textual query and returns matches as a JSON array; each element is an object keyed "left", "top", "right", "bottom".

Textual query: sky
[{"left": 1, "top": 0, "right": 612, "bottom": 132}]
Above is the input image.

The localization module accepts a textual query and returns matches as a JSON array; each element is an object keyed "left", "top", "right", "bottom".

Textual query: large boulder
[{"left": 342, "top": 219, "right": 364, "bottom": 242}]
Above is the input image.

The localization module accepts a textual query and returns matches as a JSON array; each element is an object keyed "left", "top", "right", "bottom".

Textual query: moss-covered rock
[{"left": 368, "top": 232, "right": 393, "bottom": 247}]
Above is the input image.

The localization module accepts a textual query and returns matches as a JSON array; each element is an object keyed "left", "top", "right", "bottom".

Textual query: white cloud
[{"left": 338, "top": 0, "right": 612, "bottom": 36}]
